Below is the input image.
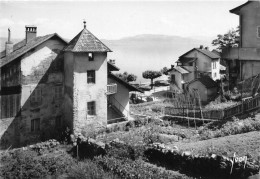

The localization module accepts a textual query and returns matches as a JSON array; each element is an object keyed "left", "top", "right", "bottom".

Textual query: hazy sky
[{"left": 0, "top": 1, "right": 244, "bottom": 40}]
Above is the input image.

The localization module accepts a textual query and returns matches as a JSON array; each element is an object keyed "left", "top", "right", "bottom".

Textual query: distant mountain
[
  {"left": 102, "top": 34, "right": 213, "bottom": 83},
  {"left": 0, "top": 34, "right": 214, "bottom": 83}
]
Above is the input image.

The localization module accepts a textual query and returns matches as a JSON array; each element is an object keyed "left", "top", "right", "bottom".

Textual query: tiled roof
[
  {"left": 177, "top": 57, "right": 197, "bottom": 64},
  {"left": 173, "top": 66, "right": 190, "bottom": 74},
  {"left": 0, "top": 33, "right": 67, "bottom": 68},
  {"left": 0, "top": 40, "right": 27, "bottom": 59},
  {"left": 179, "top": 48, "right": 220, "bottom": 60},
  {"left": 230, "top": 1, "right": 253, "bottom": 15},
  {"left": 189, "top": 76, "right": 218, "bottom": 89},
  {"left": 64, "top": 28, "right": 112, "bottom": 52},
  {"left": 108, "top": 73, "right": 143, "bottom": 93},
  {"left": 108, "top": 61, "right": 120, "bottom": 71},
  {"left": 195, "top": 48, "right": 220, "bottom": 59}
]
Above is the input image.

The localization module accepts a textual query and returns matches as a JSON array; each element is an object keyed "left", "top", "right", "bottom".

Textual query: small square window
[
  {"left": 87, "top": 70, "right": 95, "bottom": 84},
  {"left": 87, "top": 101, "right": 96, "bottom": 115},
  {"left": 31, "top": 118, "right": 40, "bottom": 132},
  {"left": 89, "top": 53, "right": 94, "bottom": 61}
]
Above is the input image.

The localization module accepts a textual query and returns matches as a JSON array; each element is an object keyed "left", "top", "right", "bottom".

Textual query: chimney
[
  {"left": 109, "top": 59, "right": 115, "bottom": 65},
  {"left": 199, "top": 45, "right": 203, "bottom": 49},
  {"left": 5, "top": 28, "right": 13, "bottom": 55},
  {"left": 171, "top": 65, "right": 174, "bottom": 69},
  {"left": 205, "top": 47, "right": 209, "bottom": 50},
  {"left": 25, "top": 25, "right": 37, "bottom": 43}
]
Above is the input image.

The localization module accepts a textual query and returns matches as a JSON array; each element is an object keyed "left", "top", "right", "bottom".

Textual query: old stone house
[
  {"left": 222, "top": 0, "right": 260, "bottom": 89},
  {"left": 168, "top": 46, "right": 221, "bottom": 93},
  {"left": 0, "top": 23, "right": 141, "bottom": 149}
]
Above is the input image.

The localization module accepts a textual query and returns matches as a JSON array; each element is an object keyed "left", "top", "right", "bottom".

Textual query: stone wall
[
  {"left": 145, "top": 143, "right": 260, "bottom": 179},
  {"left": 72, "top": 52, "right": 107, "bottom": 137},
  {"left": 0, "top": 38, "right": 67, "bottom": 148}
]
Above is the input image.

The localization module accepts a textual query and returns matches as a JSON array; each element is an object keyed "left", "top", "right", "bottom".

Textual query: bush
[
  {"left": 95, "top": 156, "right": 187, "bottom": 179},
  {"left": 198, "top": 117, "right": 260, "bottom": 140},
  {"left": 0, "top": 149, "right": 75, "bottom": 179},
  {"left": 67, "top": 160, "right": 119, "bottom": 179}
]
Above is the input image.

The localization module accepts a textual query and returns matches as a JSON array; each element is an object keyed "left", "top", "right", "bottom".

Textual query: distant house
[
  {"left": 168, "top": 45, "right": 221, "bottom": 92},
  {"left": 222, "top": 0, "right": 260, "bottom": 88},
  {"left": 187, "top": 76, "right": 218, "bottom": 103},
  {"left": 0, "top": 23, "right": 141, "bottom": 148}
]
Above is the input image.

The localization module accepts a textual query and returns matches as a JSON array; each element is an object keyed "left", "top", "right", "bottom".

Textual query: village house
[
  {"left": 186, "top": 76, "right": 218, "bottom": 104},
  {"left": 168, "top": 46, "right": 221, "bottom": 93},
  {"left": 0, "top": 22, "right": 141, "bottom": 148},
  {"left": 222, "top": 0, "right": 260, "bottom": 89}
]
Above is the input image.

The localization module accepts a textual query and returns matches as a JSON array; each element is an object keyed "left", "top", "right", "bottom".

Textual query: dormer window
[
  {"left": 257, "top": 26, "right": 260, "bottom": 38},
  {"left": 88, "top": 53, "right": 94, "bottom": 61}
]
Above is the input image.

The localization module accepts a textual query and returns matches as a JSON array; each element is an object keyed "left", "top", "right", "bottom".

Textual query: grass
[{"left": 168, "top": 131, "right": 260, "bottom": 160}]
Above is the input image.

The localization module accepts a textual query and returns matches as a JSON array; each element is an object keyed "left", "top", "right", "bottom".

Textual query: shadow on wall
[{"left": 0, "top": 48, "right": 71, "bottom": 149}]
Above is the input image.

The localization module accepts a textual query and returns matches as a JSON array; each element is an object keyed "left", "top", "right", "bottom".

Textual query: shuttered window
[{"left": 31, "top": 118, "right": 40, "bottom": 132}]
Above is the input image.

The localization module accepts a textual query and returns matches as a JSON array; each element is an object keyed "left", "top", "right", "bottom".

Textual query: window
[
  {"left": 54, "top": 86, "right": 63, "bottom": 99},
  {"left": 214, "top": 73, "right": 217, "bottom": 78},
  {"left": 257, "top": 26, "right": 260, "bottom": 38},
  {"left": 213, "top": 62, "right": 216, "bottom": 69},
  {"left": 188, "top": 62, "right": 193, "bottom": 66},
  {"left": 87, "top": 70, "right": 95, "bottom": 84},
  {"left": 171, "top": 74, "right": 175, "bottom": 82},
  {"left": 87, "top": 101, "right": 96, "bottom": 115},
  {"left": 31, "top": 88, "right": 42, "bottom": 103},
  {"left": 88, "top": 53, "right": 94, "bottom": 61},
  {"left": 31, "top": 118, "right": 40, "bottom": 132}
]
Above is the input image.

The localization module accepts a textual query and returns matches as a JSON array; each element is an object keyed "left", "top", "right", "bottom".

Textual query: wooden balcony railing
[{"left": 107, "top": 83, "right": 117, "bottom": 95}]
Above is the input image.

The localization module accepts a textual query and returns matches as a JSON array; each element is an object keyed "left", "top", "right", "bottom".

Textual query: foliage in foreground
[
  {"left": 0, "top": 149, "right": 74, "bottom": 179},
  {"left": 95, "top": 156, "right": 189, "bottom": 179},
  {"left": 199, "top": 117, "right": 260, "bottom": 140},
  {"left": 0, "top": 148, "right": 118, "bottom": 179}
]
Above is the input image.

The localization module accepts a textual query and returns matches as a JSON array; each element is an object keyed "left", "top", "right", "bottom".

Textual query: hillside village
[{"left": 0, "top": 1, "right": 260, "bottom": 179}]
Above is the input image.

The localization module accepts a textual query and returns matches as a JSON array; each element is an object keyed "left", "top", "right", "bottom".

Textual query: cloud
[{"left": 0, "top": 18, "right": 14, "bottom": 27}]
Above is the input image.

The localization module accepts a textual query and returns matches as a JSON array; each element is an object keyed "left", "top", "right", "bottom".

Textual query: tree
[
  {"left": 212, "top": 26, "right": 240, "bottom": 50},
  {"left": 142, "top": 70, "right": 162, "bottom": 89},
  {"left": 115, "top": 71, "right": 137, "bottom": 83},
  {"left": 161, "top": 67, "right": 169, "bottom": 75}
]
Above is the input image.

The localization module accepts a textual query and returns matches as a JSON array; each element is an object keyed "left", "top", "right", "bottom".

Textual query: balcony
[
  {"left": 107, "top": 83, "right": 117, "bottom": 95},
  {"left": 222, "top": 47, "right": 260, "bottom": 61}
]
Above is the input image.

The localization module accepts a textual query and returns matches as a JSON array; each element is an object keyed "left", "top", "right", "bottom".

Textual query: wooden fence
[{"left": 164, "top": 95, "right": 260, "bottom": 120}]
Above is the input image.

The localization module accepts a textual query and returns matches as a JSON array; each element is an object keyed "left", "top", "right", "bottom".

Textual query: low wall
[
  {"left": 73, "top": 137, "right": 259, "bottom": 179},
  {"left": 144, "top": 143, "right": 260, "bottom": 179}
]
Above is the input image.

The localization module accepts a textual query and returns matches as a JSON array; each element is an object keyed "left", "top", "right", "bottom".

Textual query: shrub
[
  {"left": 95, "top": 156, "right": 187, "bottom": 179},
  {"left": 198, "top": 117, "right": 260, "bottom": 140},
  {"left": 67, "top": 160, "right": 119, "bottom": 179},
  {"left": 0, "top": 148, "right": 75, "bottom": 179}
]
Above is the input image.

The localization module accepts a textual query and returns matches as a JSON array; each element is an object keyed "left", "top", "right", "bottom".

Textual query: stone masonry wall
[{"left": 73, "top": 52, "right": 107, "bottom": 137}]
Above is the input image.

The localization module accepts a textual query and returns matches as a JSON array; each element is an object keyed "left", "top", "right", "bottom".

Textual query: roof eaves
[
  {"left": 0, "top": 34, "right": 56, "bottom": 68},
  {"left": 87, "top": 29, "right": 112, "bottom": 52},
  {"left": 230, "top": 1, "right": 252, "bottom": 15},
  {"left": 109, "top": 73, "right": 143, "bottom": 93},
  {"left": 195, "top": 48, "right": 220, "bottom": 59},
  {"left": 108, "top": 61, "right": 120, "bottom": 71}
]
